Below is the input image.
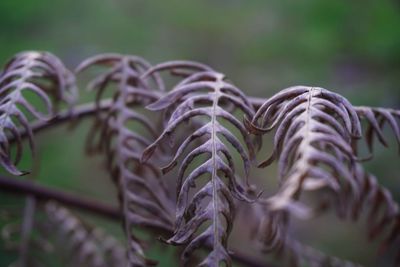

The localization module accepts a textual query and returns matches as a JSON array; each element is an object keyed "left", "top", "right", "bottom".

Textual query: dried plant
[
  {"left": 245, "top": 86, "right": 362, "bottom": 217},
  {"left": 141, "top": 61, "right": 258, "bottom": 266},
  {"left": 0, "top": 52, "right": 399, "bottom": 267},
  {"left": 44, "top": 202, "right": 127, "bottom": 267},
  {"left": 76, "top": 54, "right": 173, "bottom": 266},
  {"left": 245, "top": 86, "right": 400, "bottom": 266},
  {"left": 249, "top": 204, "right": 363, "bottom": 267},
  {"left": 1, "top": 201, "right": 125, "bottom": 267},
  {"left": 0, "top": 51, "right": 77, "bottom": 175}
]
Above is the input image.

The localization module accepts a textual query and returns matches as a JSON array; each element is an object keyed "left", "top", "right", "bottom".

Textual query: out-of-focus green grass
[{"left": 0, "top": 0, "right": 399, "bottom": 266}]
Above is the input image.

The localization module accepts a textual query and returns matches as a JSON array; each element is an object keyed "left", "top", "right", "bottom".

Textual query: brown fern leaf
[
  {"left": 76, "top": 54, "right": 173, "bottom": 266},
  {"left": 0, "top": 51, "right": 77, "bottom": 175},
  {"left": 355, "top": 106, "right": 400, "bottom": 156},
  {"left": 141, "top": 61, "right": 257, "bottom": 267},
  {"left": 339, "top": 164, "right": 400, "bottom": 264},
  {"left": 249, "top": 204, "right": 364, "bottom": 267},
  {"left": 245, "top": 86, "right": 362, "bottom": 217},
  {"left": 45, "top": 202, "right": 128, "bottom": 267}
]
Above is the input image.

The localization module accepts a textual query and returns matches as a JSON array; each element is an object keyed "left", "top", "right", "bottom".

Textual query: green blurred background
[{"left": 0, "top": 0, "right": 399, "bottom": 266}]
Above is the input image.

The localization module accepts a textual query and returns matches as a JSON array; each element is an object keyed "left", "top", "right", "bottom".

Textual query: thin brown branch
[
  {"left": 0, "top": 175, "right": 120, "bottom": 220},
  {"left": 24, "top": 99, "right": 113, "bottom": 138},
  {"left": 0, "top": 175, "right": 276, "bottom": 267},
  {"left": 12, "top": 96, "right": 266, "bottom": 141}
]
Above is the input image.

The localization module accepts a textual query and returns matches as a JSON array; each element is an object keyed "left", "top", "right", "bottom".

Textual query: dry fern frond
[
  {"left": 45, "top": 202, "right": 127, "bottom": 267},
  {"left": 337, "top": 164, "right": 400, "bottom": 265},
  {"left": 246, "top": 86, "right": 400, "bottom": 264},
  {"left": 250, "top": 205, "right": 363, "bottom": 267},
  {"left": 245, "top": 86, "right": 362, "bottom": 217},
  {"left": 1, "top": 201, "right": 128, "bottom": 267},
  {"left": 0, "top": 51, "right": 77, "bottom": 175},
  {"left": 1, "top": 51, "right": 399, "bottom": 267},
  {"left": 355, "top": 106, "right": 400, "bottom": 156},
  {"left": 76, "top": 54, "right": 173, "bottom": 266},
  {"left": 0, "top": 196, "right": 43, "bottom": 267},
  {"left": 141, "top": 61, "right": 257, "bottom": 266}
]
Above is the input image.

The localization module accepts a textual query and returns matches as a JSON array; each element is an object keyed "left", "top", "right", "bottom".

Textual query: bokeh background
[{"left": 0, "top": 0, "right": 399, "bottom": 266}]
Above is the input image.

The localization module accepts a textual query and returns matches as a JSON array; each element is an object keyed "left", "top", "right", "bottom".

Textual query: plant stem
[
  {"left": 11, "top": 95, "right": 266, "bottom": 141},
  {"left": 0, "top": 175, "right": 120, "bottom": 220}
]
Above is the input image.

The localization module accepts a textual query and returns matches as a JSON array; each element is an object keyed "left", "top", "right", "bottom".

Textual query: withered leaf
[{"left": 141, "top": 61, "right": 256, "bottom": 267}]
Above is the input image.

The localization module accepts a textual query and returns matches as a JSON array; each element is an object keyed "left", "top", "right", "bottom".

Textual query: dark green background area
[{"left": 0, "top": 1, "right": 399, "bottom": 266}]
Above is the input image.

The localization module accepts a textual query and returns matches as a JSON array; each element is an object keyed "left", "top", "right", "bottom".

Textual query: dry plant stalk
[{"left": 0, "top": 51, "right": 399, "bottom": 267}]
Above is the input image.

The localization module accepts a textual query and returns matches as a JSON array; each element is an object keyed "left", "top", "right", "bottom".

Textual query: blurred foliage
[{"left": 0, "top": 0, "right": 399, "bottom": 266}]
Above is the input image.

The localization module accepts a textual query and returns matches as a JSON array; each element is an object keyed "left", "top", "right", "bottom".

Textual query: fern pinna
[{"left": 0, "top": 52, "right": 399, "bottom": 267}]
